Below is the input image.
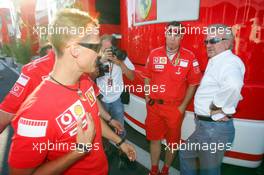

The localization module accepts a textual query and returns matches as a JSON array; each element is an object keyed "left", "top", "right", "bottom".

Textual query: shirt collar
[{"left": 209, "top": 50, "right": 232, "bottom": 64}]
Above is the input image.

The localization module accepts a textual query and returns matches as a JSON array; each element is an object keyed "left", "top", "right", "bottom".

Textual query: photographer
[{"left": 96, "top": 34, "right": 135, "bottom": 167}]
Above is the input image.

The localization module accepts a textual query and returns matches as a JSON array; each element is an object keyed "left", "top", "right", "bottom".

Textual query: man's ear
[
  {"left": 70, "top": 45, "right": 80, "bottom": 58},
  {"left": 224, "top": 40, "right": 232, "bottom": 50}
]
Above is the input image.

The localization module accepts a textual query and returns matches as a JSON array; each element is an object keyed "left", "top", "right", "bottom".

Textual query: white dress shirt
[
  {"left": 96, "top": 57, "right": 135, "bottom": 103},
  {"left": 194, "top": 50, "right": 245, "bottom": 115}
]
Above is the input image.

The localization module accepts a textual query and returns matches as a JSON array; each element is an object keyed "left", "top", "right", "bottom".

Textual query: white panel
[
  {"left": 134, "top": 0, "right": 200, "bottom": 26},
  {"left": 157, "top": 0, "right": 200, "bottom": 22},
  {"left": 223, "top": 157, "right": 262, "bottom": 168}
]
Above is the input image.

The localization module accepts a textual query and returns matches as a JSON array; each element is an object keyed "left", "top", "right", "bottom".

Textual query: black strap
[
  {"left": 195, "top": 114, "right": 232, "bottom": 122},
  {"left": 116, "top": 138, "right": 126, "bottom": 147},
  {"left": 195, "top": 114, "right": 214, "bottom": 122}
]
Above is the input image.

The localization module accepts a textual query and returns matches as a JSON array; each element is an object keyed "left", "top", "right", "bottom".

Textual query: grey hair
[
  {"left": 208, "top": 24, "right": 234, "bottom": 39},
  {"left": 100, "top": 34, "right": 118, "bottom": 46}
]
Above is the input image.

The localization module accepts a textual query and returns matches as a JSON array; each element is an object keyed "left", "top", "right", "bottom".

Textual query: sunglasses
[
  {"left": 204, "top": 38, "right": 228, "bottom": 45},
  {"left": 78, "top": 43, "right": 101, "bottom": 53}
]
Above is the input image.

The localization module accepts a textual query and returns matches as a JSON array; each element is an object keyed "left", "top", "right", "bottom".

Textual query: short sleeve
[
  {"left": 124, "top": 57, "right": 135, "bottom": 71},
  {"left": 187, "top": 58, "right": 202, "bottom": 85},
  {"left": 92, "top": 82, "right": 100, "bottom": 97},
  {"left": 0, "top": 70, "right": 34, "bottom": 114},
  {"left": 8, "top": 112, "right": 49, "bottom": 168}
]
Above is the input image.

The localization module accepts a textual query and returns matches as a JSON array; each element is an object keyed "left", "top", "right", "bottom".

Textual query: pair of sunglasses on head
[{"left": 204, "top": 38, "right": 228, "bottom": 45}]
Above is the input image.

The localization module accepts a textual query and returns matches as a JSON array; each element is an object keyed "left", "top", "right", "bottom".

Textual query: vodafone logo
[
  {"left": 60, "top": 113, "right": 73, "bottom": 125},
  {"left": 56, "top": 110, "right": 76, "bottom": 133},
  {"left": 56, "top": 100, "right": 85, "bottom": 134}
]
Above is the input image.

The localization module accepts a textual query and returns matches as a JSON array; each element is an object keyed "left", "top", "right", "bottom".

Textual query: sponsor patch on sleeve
[
  {"left": 10, "top": 83, "right": 24, "bottom": 97},
  {"left": 17, "top": 73, "right": 30, "bottom": 86},
  {"left": 17, "top": 117, "right": 48, "bottom": 137}
]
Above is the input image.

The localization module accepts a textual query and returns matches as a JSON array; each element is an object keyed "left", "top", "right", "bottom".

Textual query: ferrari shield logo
[
  {"left": 138, "top": 0, "right": 152, "bottom": 19},
  {"left": 85, "top": 87, "right": 96, "bottom": 107}
]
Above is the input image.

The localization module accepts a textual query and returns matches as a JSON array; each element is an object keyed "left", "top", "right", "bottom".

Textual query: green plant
[
  {"left": 1, "top": 43, "right": 13, "bottom": 57},
  {"left": 1, "top": 37, "right": 33, "bottom": 65}
]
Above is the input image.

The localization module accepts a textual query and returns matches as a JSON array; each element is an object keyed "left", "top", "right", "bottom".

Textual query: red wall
[{"left": 120, "top": 0, "right": 264, "bottom": 120}]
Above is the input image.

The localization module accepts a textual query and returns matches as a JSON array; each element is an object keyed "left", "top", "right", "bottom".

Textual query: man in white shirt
[
  {"left": 96, "top": 35, "right": 135, "bottom": 168},
  {"left": 96, "top": 35, "right": 135, "bottom": 136},
  {"left": 180, "top": 24, "right": 245, "bottom": 175}
]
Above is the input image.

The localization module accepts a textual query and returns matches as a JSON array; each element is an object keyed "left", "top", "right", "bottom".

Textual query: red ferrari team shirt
[
  {"left": 0, "top": 51, "right": 55, "bottom": 114},
  {"left": 9, "top": 78, "right": 108, "bottom": 175},
  {"left": 0, "top": 51, "right": 99, "bottom": 114},
  {"left": 143, "top": 46, "right": 202, "bottom": 101}
]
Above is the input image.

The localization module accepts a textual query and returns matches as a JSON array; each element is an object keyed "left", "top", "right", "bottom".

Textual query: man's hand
[
  {"left": 102, "top": 48, "right": 123, "bottom": 66},
  {"left": 217, "top": 116, "right": 230, "bottom": 122},
  {"left": 145, "top": 96, "right": 150, "bottom": 104},
  {"left": 108, "top": 55, "right": 123, "bottom": 66},
  {"left": 76, "top": 113, "right": 96, "bottom": 147},
  {"left": 109, "top": 119, "right": 124, "bottom": 135},
  {"left": 210, "top": 110, "right": 230, "bottom": 122},
  {"left": 0, "top": 111, "right": 14, "bottom": 134},
  {"left": 119, "top": 143, "right": 137, "bottom": 161},
  {"left": 101, "top": 48, "right": 113, "bottom": 63},
  {"left": 177, "top": 105, "right": 186, "bottom": 115}
]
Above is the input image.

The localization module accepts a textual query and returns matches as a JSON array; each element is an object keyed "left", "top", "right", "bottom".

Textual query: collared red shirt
[
  {"left": 143, "top": 46, "right": 202, "bottom": 101},
  {"left": 0, "top": 51, "right": 99, "bottom": 114},
  {"left": 194, "top": 50, "right": 245, "bottom": 115}
]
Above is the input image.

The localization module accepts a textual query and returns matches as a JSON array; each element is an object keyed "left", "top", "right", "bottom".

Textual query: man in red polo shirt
[
  {"left": 8, "top": 8, "right": 136, "bottom": 175},
  {"left": 143, "top": 21, "right": 202, "bottom": 175},
  {"left": 0, "top": 50, "right": 123, "bottom": 134}
]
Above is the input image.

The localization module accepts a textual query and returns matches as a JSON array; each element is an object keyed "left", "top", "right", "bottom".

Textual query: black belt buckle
[
  {"left": 195, "top": 114, "right": 214, "bottom": 122},
  {"left": 157, "top": 99, "right": 164, "bottom": 104}
]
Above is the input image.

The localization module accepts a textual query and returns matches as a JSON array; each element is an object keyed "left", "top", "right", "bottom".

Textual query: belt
[
  {"left": 148, "top": 98, "right": 178, "bottom": 106},
  {"left": 194, "top": 114, "right": 231, "bottom": 122}
]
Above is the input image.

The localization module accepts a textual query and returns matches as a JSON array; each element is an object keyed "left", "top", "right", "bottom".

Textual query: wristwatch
[
  {"left": 116, "top": 138, "right": 126, "bottom": 147},
  {"left": 76, "top": 143, "right": 92, "bottom": 153},
  {"left": 107, "top": 116, "right": 113, "bottom": 125}
]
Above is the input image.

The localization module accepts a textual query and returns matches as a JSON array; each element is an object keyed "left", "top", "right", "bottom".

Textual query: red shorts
[{"left": 145, "top": 103, "right": 183, "bottom": 145}]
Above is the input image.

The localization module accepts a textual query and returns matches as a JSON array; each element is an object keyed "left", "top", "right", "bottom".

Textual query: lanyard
[
  {"left": 172, "top": 51, "right": 181, "bottom": 66},
  {"left": 109, "top": 61, "right": 114, "bottom": 79}
]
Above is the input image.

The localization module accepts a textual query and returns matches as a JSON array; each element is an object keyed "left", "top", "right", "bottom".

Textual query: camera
[
  {"left": 96, "top": 57, "right": 109, "bottom": 77},
  {"left": 110, "top": 46, "right": 127, "bottom": 61}
]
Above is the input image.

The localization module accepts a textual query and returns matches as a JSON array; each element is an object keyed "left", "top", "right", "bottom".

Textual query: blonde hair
[{"left": 48, "top": 8, "right": 99, "bottom": 56}]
